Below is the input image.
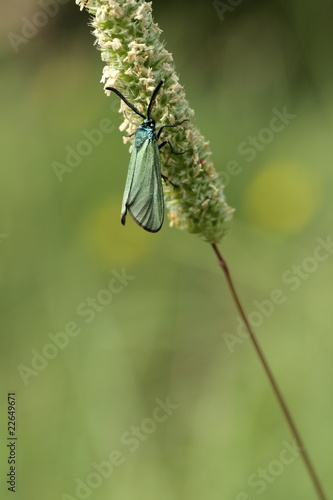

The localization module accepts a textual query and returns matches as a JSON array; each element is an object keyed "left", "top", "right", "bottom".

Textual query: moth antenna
[
  {"left": 147, "top": 81, "right": 164, "bottom": 120},
  {"left": 106, "top": 87, "right": 146, "bottom": 119}
]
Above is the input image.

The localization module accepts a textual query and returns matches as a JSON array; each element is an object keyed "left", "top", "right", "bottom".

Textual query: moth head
[{"left": 144, "top": 117, "right": 155, "bottom": 129}]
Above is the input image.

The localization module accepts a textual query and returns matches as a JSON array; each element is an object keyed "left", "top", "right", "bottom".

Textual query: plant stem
[{"left": 211, "top": 243, "right": 327, "bottom": 500}]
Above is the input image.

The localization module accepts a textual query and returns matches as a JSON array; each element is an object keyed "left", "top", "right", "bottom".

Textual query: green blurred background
[{"left": 1, "top": 1, "right": 333, "bottom": 499}]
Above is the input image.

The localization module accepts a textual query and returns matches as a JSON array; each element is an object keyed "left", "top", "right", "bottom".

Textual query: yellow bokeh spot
[
  {"left": 80, "top": 198, "right": 157, "bottom": 267},
  {"left": 244, "top": 162, "right": 321, "bottom": 233}
]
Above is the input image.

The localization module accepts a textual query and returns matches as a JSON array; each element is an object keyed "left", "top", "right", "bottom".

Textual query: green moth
[{"left": 106, "top": 81, "right": 187, "bottom": 233}]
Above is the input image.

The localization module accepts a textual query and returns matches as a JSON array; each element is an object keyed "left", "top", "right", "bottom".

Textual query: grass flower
[{"left": 76, "top": 0, "right": 234, "bottom": 243}]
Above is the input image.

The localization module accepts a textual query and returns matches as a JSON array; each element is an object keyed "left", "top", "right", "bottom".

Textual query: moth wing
[
  {"left": 120, "top": 144, "right": 137, "bottom": 224},
  {"left": 121, "top": 138, "right": 164, "bottom": 233}
]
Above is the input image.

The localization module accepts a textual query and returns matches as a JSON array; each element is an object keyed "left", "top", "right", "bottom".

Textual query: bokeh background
[{"left": 1, "top": 1, "right": 333, "bottom": 499}]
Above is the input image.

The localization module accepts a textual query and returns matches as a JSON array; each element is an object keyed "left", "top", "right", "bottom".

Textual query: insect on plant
[{"left": 106, "top": 81, "right": 188, "bottom": 233}]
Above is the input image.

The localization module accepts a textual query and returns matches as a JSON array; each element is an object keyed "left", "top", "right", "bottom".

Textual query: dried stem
[{"left": 211, "top": 243, "right": 327, "bottom": 500}]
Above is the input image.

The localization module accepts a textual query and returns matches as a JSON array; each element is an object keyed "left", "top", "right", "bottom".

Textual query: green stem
[{"left": 211, "top": 243, "right": 327, "bottom": 500}]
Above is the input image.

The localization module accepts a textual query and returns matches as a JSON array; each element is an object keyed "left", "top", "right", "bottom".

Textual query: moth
[{"left": 106, "top": 81, "right": 188, "bottom": 232}]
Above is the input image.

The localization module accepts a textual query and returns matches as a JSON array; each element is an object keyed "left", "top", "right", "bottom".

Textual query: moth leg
[
  {"left": 159, "top": 140, "right": 190, "bottom": 155},
  {"left": 123, "top": 132, "right": 135, "bottom": 138},
  {"left": 158, "top": 120, "right": 189, "bottom": 187},
  {"left": 157, "top": 119, "right": 189, "bottom": 139},
  {"left": 161, "top": 174, "right": 179, "bottom": 188}
]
